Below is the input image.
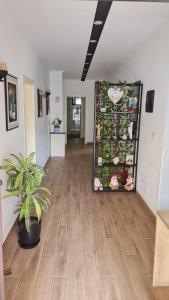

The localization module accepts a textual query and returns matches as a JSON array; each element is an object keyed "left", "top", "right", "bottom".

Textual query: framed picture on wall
[
  {"left": 46, "top": 91, "right": 50, "bottom": 115},
  {"left": 4, "top": 74, "right": 19, "bottom": 131},
  {"left": 37, "top": 89, "right": 43, "bottom": 117}
]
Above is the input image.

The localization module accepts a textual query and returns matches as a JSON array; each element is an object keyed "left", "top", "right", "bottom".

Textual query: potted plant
[
  {"left": 51, "top": 117, "right": 62, "bottom": 133},
  {"left": 1, "top": 152, "right": 50, "bottom": 249}
]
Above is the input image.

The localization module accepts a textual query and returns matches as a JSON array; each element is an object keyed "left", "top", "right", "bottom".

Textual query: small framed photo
[
  {"left": 37, "top": 89, "right": 43, "bottom": 117},
  {"left": 4, "top": 74, "right": 19, "bottom": 131},
  {"left": 46, "top": 91, "right": 50, "bottom": 115},
  {"left": 146, "top": 90, "right": 155, "bottom": 113}
]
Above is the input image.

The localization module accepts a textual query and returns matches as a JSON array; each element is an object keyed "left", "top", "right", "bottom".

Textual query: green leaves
[{"left": 1, "top": 152, "right": 51, "bottom": 232}]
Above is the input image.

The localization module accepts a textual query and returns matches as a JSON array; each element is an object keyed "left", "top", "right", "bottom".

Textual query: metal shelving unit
[{"left": 93, "top": 81, "right": 143, "bottom": 192}]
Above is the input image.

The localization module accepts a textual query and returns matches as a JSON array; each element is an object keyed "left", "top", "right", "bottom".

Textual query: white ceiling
[{"left": 2, "top": 0, "right": 169, "bottom": 79}]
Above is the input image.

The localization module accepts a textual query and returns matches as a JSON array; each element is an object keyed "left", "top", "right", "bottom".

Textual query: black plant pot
[{"left": 17, "top": 217, "right": 41, "bottom": 249}]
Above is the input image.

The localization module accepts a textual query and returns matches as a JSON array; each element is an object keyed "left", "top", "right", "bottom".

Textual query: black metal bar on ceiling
[{"left": 81, "top": 0, "right": 113, "bottom": 81}]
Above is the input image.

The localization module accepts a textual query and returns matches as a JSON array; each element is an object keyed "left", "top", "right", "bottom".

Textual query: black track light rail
[{"left": 81, "top": 1, "right": 113, "bottom": 81}]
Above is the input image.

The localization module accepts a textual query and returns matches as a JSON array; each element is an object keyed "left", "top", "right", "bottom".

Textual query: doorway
[
  {"left": 23, "top": 76, "right": 36, "bottom": 159},
  {"left": 0, "top": 184, "right": 5, "bottom": 300},
  {"left": 67, "top": 97, "right": 85, "bottom": 144}
]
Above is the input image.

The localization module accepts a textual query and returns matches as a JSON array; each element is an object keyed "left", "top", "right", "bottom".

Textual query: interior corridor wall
[
  {"left": 111, "top": 25, "right": 169, "bottom": 214},
  {"left": 0, "top": 6, "right": 50, "bottom": 241}
]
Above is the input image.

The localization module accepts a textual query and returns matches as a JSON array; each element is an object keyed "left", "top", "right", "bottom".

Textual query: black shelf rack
[{"left": 93, "top": 81, "right": 143, "bottom": 192}]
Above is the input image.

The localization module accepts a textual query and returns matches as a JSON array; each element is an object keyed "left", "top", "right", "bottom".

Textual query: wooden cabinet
[{"left": 153, "top": 211, "right": 169, "bottom": 286}]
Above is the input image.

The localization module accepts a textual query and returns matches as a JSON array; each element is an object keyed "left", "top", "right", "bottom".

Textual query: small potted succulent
[
  {"left": 52, "top": 117, "right": 62, "bottom": 133},
  {"left": 1, "top": 152, "right": 50, "bottom": 249}
]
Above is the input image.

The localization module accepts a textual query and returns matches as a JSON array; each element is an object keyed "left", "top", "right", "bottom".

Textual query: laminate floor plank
[
  {"left": 101, "top": 276, "right": 122, "bottom": 300},
  {"left": 84, "top": 255, "right": 102, "bottom": 300},
  {"left": 68, "top": 238, "right": 85, "bottom": 300},
  {"left": 51, "top": 277, "right": 67, "bottom": 300}
]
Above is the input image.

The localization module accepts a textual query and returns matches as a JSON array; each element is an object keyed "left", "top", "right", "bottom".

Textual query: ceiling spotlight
[
  {"left": 94, "top": 20, "right": 103, "bottom": 26},
  {"left": 87, "top": 53, "right": 92, "bottom": 56},
  {"left": 90, "top": 39, "right": 97, "bottom": 43}
]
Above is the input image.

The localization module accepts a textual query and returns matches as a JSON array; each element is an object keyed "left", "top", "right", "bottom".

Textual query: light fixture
[
  {"left": 87, "top": 53, "right": 93, "bottom": 56},
  {"left": 94, "top": 20, "right": 103, "bottom": 25},
  {"left": 90, "top": 39, "right": 97, "bottom": 43},
  {"left": 85, "top": 62, "right": 90, "bottom": 65}
]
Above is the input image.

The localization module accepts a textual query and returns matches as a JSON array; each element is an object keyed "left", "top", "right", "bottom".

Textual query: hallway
[{"left": 3, "top": 144, "right": 169, "bottom": 300}]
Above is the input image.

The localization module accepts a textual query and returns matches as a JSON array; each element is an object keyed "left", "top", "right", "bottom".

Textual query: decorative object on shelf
[
  {"left": 109, "top": 174, "right": 119, "bottom": 190},
  {"left": 94, "top": 80, "right": 142, "bottom": 192},
  {"left": 108, "top": 87, "right": 123, "bottom": 105},
  {"left": 146, "top": 90, "right": 155, "bottom": 113},
  {"left": 94, "top": 177, "right": 103, "bottom": 191},
  {"left": 4, "top": 74, "right": 19, "bottom": 131},
  {"left": 51, "top": 117, "right": 62, "bottom": 133},
  {"left": 45, "top": 90, "right": 51, "bottom": 115},
  {"left": 122, "top": 134, "right": 127, "bottom": 140},
  {"left": 126, "top": 154, "right": 134, "bottom": 165},
  {"left": 96, "top": 123, "right": 102, "bottom": 140},
  {"left": 128, "top": 97, "right": 137, "bottom": 112},
  {"left": 124, "top": 176, "right": 134, "bottom": 191},
  {"left": 113, "top": 156, "right": 119, "bottom": 165},
  {"left": 37, "top": 89, "right": 43, "bottom": 118},
  {"left": 0, "top": 61, "right": 8, "bottom": 81},
  {"left": 128, "top": 122, "right": 133, "bottom": 139},
  {"left": 98, "top": 157, "right": 103, "bottom": 166}
]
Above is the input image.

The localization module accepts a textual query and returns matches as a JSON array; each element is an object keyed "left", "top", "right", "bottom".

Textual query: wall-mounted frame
[
  {"left": 146, "top": 90, "right": 155, "bottom": 113},
  {"left": 45, "top": 91, "right": 50, "bottom": 115},
  {"left": 37, "top": 89, "right": 43, "bottom": 118},
  {"left": 4, "top": 74, "right": 19, "bottom": 131}
]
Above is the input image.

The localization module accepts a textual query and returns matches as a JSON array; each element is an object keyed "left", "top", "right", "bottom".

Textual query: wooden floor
[{"left": 3, "top": 144, "right": 169, "bottom": 300}]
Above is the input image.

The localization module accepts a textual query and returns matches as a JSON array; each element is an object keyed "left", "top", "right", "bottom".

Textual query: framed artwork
[
  {"left": 37, "top": 89, "right": 43, "bottom": 117},
  {"left": 4, "top": 74, "right": 19, "bottom": 131},
  {"left": 46, "top": 91, "right": 50, "bottom": 115},
  {"left": 146, "top": 90, "right": 155, "bottom": 113}
]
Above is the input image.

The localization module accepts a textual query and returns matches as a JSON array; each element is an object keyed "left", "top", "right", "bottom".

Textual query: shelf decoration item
[
  {"left": 96, "top": 123, "right": 102, "bottom": 140},
  {"left": 124, "top": 176, "right": 134, "bottom": 191},
  {"left": 94, "top": 177, "right": 103, "bottom": 191},
  {"left": 128, "top": 97, "right": 137, "bottom": 112},
  {"left": 93, "top": 80, "right": 142, "bottom": 192},
  {"left": 128, "top": 122, "right": 133, "bottom": 139},
  {"left": 108, "top": 87, "right": 123, "bottom": 104},
  {"left": 126, "top": 154, "right": 134, "bottom": 165},
  {"left": 5, "top": 74, "right": 19, "bottom": 131},
  {"left": 109, "top": 174, "right": 119, "bottom": 190},
  {"left": 98, "top": 157, "right": 103, "bottom": 166}
]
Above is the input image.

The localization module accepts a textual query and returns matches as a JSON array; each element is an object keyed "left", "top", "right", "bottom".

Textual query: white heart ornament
[{"left": 108, "top": 88, "right": 123, "bottom": 105}]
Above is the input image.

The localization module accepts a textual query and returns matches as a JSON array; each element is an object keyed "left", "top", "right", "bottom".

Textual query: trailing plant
[
  {"left": 1, "top": 153, "right": 50, "bottom": 232},
  {"left": 52, "top": 117, "right": 62, "bottom": 128}
]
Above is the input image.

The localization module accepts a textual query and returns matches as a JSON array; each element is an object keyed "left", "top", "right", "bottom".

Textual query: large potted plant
[
  {"left": 1, "top": 152, "right": 50, "bottom": 249},
  {"left": 51, "top": 117, "right": 62, "bottom": 133}
]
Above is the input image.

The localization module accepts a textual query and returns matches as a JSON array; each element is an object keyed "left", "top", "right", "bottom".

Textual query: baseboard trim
[{"left": 136, "top": 192, "right": 156, "bottom": 222}]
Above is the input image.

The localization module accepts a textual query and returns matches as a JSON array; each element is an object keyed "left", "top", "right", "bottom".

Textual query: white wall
[
  {"left": 50, "top": 71, "right": 64, "bottom": 131},
  {"left": 63, "top": 79, "right": 95, "bottom": 144},
  {"left": 158, "top": 85, "right": 169, "bottom": 210},
  {"left": 0, "top": 6, "right": 50, "bottom": 241},
  {"left": 111, "top": 25, "right": 169, "bottom": 213}
]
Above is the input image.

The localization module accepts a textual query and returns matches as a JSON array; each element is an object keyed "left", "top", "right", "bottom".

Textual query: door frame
[
  {"left": 0, "top": 180, "right": 5, "bottom": 300},
  {"left": 65, "top": 96, "right": 86, "bottom": 144},
  {"left": 23, "top": 75, "right": 36, "bottom": 160}
]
